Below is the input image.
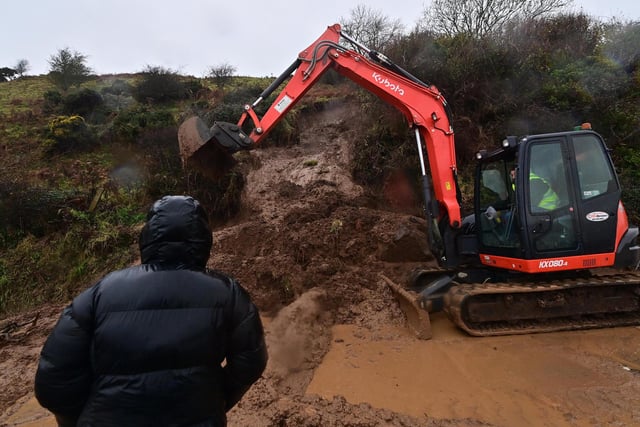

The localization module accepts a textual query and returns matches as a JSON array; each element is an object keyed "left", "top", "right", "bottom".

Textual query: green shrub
[
  {"left": 42, "top": 90, "right": 62, "bottom": 113},
  {"left": 0, "top": 214, "right": 139, "bottom": 315},
  {"left": 111, "top": 107, "right": 176, "bottom": 141},
  {"left": 183, "top": 78, "right": 205, "bottom": 98},
  {"left": 43, "top": 115, "right": 97, "bottom": 154},
  {"left": 352, "top": 121, "right": 410, "bottom": 188},
  {"left": 62, "top": 88, "right": 104, "bottom": 118},
  {"left": 133, "top": 66, "right": 187, "bottom": 103},
  {"left": 0, "top": 182, "right": 82, "bottom": 240}
]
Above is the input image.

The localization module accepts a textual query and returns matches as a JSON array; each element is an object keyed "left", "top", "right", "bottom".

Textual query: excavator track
[{"left": 444, "top": 271, "right": 640, "bottom": 336}]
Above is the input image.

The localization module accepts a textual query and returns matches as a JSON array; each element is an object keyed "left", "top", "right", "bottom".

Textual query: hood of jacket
[{"left": 139, "top": 195, "right": 212, "bottom": 269}]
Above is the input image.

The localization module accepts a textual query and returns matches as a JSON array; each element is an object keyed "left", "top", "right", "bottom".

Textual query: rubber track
[{"left": 444, "top": 271, "right": 640, "bottom": 336}]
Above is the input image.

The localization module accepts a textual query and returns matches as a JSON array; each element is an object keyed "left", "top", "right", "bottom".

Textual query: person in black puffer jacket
[{"left": 35, "top": 195, "right": 268, "bottom": 427}]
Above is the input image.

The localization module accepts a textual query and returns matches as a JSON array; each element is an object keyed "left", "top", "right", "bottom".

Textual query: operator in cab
[{"left": 529, "top": 168, "right": 560, "bottom": 212}]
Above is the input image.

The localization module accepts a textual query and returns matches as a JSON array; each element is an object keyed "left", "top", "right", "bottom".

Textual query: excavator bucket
[
  {"left": 178, "top": 117, "right": 251, "bottom": 179},
  {"left": 380, "top": 274, "right": 432, "bottom": 339}
]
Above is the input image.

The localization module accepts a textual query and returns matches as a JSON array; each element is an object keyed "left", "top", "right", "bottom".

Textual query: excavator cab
[
  {"left": 475, "top": 129, "right": 638, "bottom": 273},
  {"left": 428, "top": 129, "right": 640, "bottom": 337}
]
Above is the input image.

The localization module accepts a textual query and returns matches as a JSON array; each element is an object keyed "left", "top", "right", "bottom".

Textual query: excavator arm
[{"left": 179, "top": 24, "right": 462, "bottom": 240}]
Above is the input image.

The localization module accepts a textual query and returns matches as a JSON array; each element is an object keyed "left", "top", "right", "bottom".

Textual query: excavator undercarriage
[{"left": 384, "top": 269, "right": 640, "bottom": 338}]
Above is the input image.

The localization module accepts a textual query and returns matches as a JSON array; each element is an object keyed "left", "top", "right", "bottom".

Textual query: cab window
[
  {"left": 478, "top": 158, "right": 520, "bottom": 249},
  {"left": 528, "top": 143, "right": 569, "bottom": 213},
  {"left": 528, "top": 142, "right": 577, "bottom": 252},
  {"left": 573, "top": 134, "right": 616, "bottom": 200}
]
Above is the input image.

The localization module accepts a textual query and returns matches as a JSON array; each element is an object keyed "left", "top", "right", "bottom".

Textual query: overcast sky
[{"left": 2, "top": 0, "right": 639, "bottom": 78}]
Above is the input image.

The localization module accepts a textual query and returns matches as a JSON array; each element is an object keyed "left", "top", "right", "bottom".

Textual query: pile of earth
[{"left": 203, "top": 100, "right": 462, "bottom": 425}]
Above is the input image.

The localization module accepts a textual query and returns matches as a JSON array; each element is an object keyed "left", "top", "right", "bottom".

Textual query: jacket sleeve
[
  {"left": 34, "top": 293, "right": 94, "bottom": 422},
  {"left": 223, "top": 280, "right": 268, "bottom": 411}
]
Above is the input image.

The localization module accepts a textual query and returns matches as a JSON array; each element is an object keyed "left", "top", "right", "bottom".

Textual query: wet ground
[{"left": 4, "top": 315, "right": 640, "bottom": 426}]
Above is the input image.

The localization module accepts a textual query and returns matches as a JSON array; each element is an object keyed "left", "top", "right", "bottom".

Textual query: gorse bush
[{"left": 43, "top": 115, "right": 96, "bottom": 154}]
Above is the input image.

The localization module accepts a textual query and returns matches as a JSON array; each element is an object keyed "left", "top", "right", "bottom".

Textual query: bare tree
[
  {"left": 14, "top": 59, "right": 29, "bottom": 77},
  {"left": 421, "top": 0, "right": 573, "bottom": 38},
  {"left": 340, "top": 4, "right": 405, "bottom": 52},
  {"left": 207, "top": 62, "right": 236, "bottom": 90}
]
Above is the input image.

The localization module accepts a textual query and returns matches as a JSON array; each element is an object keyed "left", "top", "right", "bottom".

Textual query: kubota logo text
[
  {"left": 539, "top": 259, "right": 568, "bottom": 269},
  {"left": 372, "top": 73, "right": 405, "bottom": 95}
]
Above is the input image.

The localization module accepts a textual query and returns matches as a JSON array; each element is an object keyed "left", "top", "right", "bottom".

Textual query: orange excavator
[{"left": 178, "top": 24, "right": 640, "bottom": 338}]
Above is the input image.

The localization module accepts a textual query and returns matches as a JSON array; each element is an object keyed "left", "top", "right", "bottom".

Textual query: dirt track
[{"left": 2, "top": 101, "right": 640, "bottom": 426}]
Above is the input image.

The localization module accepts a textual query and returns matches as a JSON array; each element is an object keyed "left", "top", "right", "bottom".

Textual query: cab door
[
  {"left": 570, "top": 133, "right": 620, "bottom": 254},
  {"left": 522, "top": 132, "right": 620, "bottom": 258},
  {"left": 523, "top": 136, "right": 580, "bottom": 257}
]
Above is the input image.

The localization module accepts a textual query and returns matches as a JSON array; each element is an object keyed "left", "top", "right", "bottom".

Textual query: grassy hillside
[
  {"left": 0, "top": 73, "right": 354, "bottom": 317},
  {"left": 1, "top": 76, "right": 138, "bottom": 314}
]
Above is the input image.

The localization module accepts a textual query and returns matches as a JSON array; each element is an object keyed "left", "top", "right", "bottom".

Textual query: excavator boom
[{"left": 178, "top": 23, "right": 461, "bottom": 230}]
